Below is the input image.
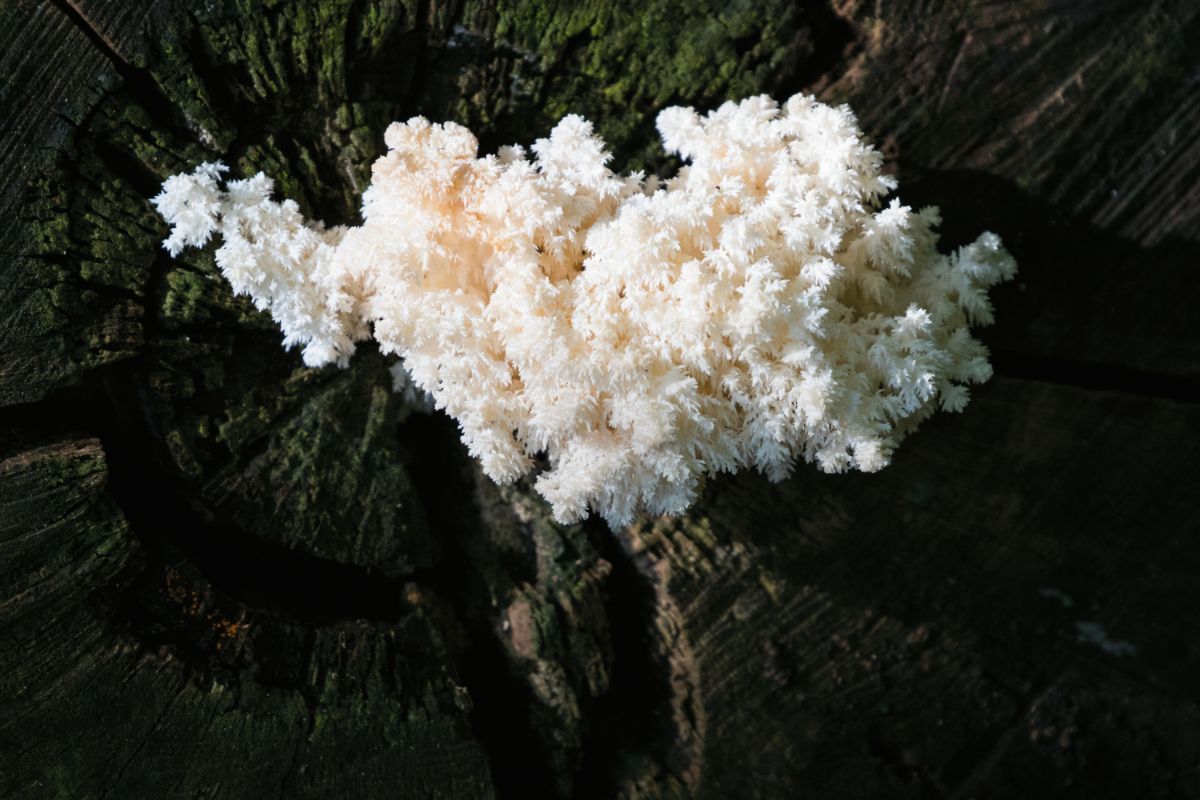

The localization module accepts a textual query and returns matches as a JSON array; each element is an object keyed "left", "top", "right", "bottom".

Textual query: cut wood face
[{"left": 1, "top": 1, "right": 1198, "bottom": 799}]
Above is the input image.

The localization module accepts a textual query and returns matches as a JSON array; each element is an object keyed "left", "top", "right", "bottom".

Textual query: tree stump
[{"left": 2, "top": 1, "right": 1197, "bottom": 797}]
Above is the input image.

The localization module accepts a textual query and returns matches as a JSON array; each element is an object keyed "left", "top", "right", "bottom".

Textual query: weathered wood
[
  {"left": 0, "top": 1, "right": 140, "bottom": 406},
  {"left": 1, "top": 0, "right": 1197, "bottom": 798},
  {"left": 201, "top": 352, "right": 433, "bottom": 572},
  {"left": 0, "top": 434, "right": 494, "bottom": 798},
  {"left": 622, "top": 377, "right": 1200, "bottom": 797},
  {"left": 823, "top": 0, "right": 1200, "bottom": 380}
]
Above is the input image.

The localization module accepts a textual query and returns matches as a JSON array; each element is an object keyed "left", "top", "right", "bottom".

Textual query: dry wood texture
[{"left": 1, "top": 0, "right": 1197, "bottom": 798}]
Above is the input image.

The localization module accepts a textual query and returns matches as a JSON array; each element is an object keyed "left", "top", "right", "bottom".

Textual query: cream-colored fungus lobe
[{"left": 153, "top": 94, "right": 1016, "bottom": 527}]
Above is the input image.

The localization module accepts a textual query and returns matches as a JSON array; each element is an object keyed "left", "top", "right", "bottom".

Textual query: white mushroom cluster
[{"left": 154, "top": 94, "right": 1016, "bottom": 526}]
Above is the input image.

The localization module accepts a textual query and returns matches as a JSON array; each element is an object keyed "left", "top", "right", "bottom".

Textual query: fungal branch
[{"left": 153, "top": 94, "right": 1016, "bottom": 527}]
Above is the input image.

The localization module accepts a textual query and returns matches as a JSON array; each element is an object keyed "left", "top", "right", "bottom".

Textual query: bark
[{"left": 1, "top": 0, "right": 1198, "bottom": 798}]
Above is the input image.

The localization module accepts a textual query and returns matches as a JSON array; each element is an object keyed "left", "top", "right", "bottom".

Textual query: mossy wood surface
[{"left": 1, "top": 0, "right": 1198, "bottom": 798}]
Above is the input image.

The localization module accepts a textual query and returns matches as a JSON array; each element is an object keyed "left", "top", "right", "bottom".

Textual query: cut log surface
[{"left": 1, "top": 0, "right": 1197, "bottom": 798}]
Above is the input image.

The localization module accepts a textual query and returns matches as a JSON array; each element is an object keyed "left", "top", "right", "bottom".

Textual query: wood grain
[{"left": 0, "top": 0, "right": 1196, "bottom": 797}]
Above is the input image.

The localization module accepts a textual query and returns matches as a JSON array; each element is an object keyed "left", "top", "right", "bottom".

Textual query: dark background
[{"left": 1, "top": 0, "right": 1197, "bottom": 797}]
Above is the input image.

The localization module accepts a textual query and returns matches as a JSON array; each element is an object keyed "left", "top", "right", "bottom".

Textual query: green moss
[
  {"left": 201, "top": 355, "right": 431, "bottom": 569},
  {"left": 160, "top": 269, "right": 204, "bottom": 323},
  {"left": 45, "top": 764, "right": 73, "bottom": 800},
  {"left": 74, "top": 179, "right": 157, "bottom": 291},
  {"left": 1125, "top": 12, "right": 1187, "bottom": 94},
  {"left": 166, "top": 428, "right": 204, "bottom": 479},
  {"left": 1, "top": 118, "right": 162, "bottom": 403},
  {"left": 442, "top": 0, "right": 803, "bottom": 170},
  {"left": 216, "top": 392, "right": 279, "bottom": 452},
  {"left": 22, "top": 288, "right": 61, "bottom": 333},
  {"left": 756, "top": 567, "right": 782, "bottom": 606}
]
